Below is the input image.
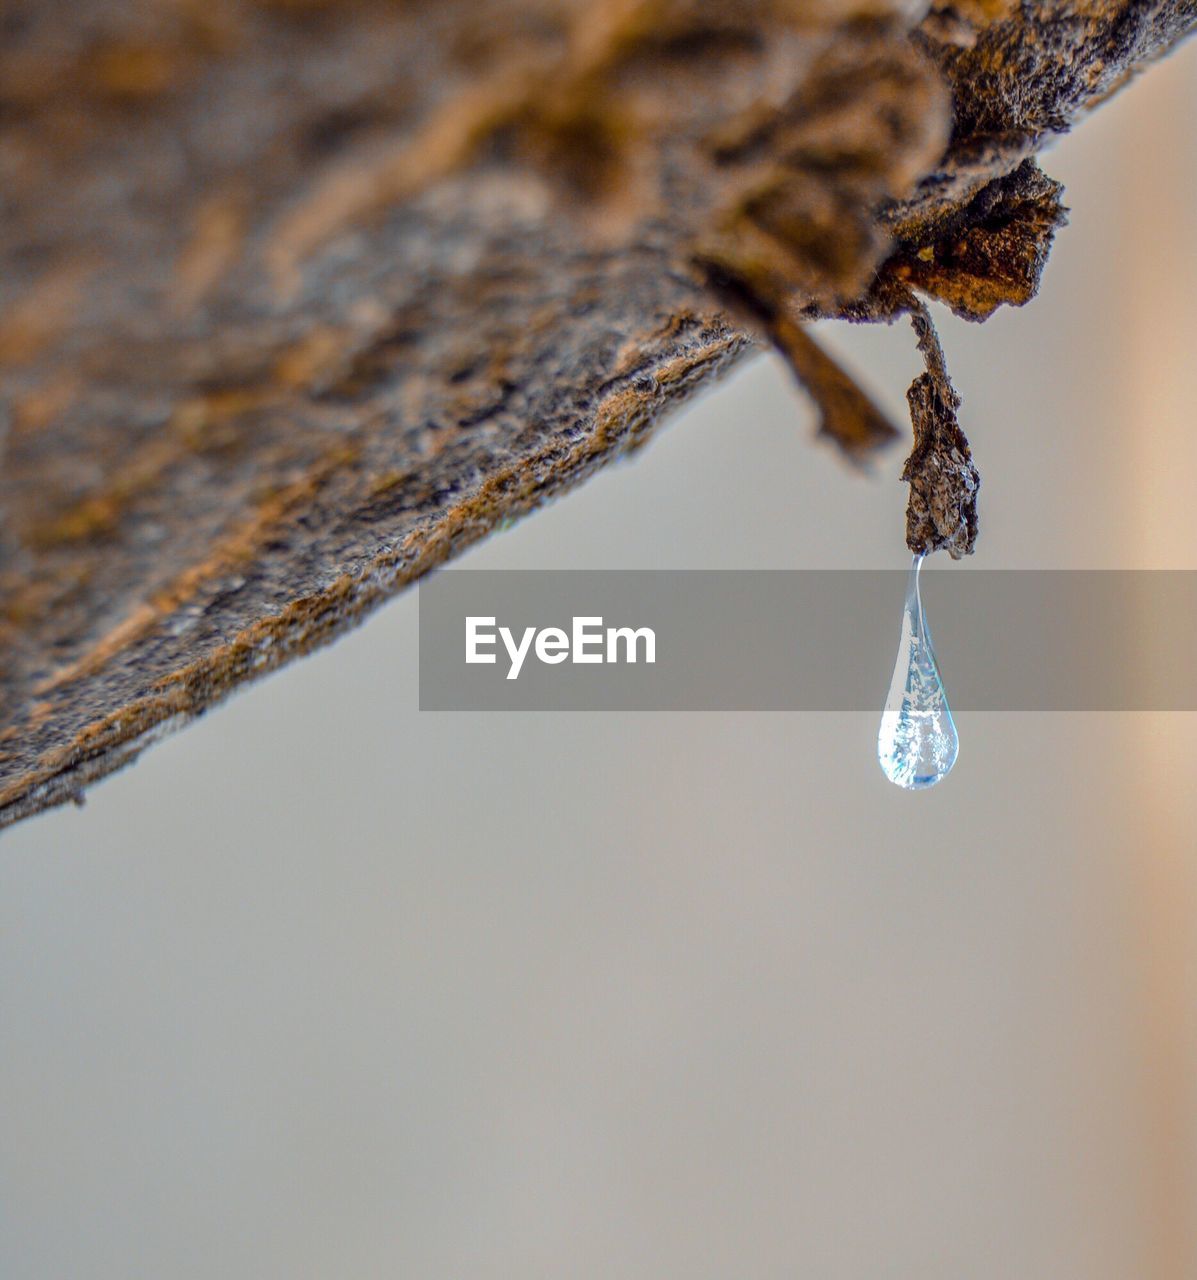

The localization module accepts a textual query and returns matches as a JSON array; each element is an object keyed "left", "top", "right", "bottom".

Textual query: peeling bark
[
  {"left": 0, "top": 0, "right": 1194, "bottom": 827},
  {"left": 902, "top": 295, "right": 981, "bottom": 559}
]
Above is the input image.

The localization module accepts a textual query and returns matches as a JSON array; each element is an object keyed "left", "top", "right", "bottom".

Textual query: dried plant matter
[
  {"left": 902, "top": 298, "right": 980, "bottom": 560},
  {"left": 0, "top": 0, "right": 1193, "bottom": 827}
]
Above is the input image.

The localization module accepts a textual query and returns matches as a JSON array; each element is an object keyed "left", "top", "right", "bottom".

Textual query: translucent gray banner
[{"left": 418, "top": 570, "right": 1197, "bottom": 711}]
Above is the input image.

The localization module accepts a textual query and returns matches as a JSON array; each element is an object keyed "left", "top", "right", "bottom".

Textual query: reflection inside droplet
[{"left": 878, "top": 554, "right": 959, "bottom": 790}]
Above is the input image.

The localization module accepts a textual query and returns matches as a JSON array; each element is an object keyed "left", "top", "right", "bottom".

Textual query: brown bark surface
[{"left": 1, "top": 0, "right": 1194, "bottom": 827}]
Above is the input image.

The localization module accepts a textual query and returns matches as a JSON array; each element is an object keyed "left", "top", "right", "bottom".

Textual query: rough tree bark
[{"left": 1, "top": 0, "right": 1194, "bottom": 828}]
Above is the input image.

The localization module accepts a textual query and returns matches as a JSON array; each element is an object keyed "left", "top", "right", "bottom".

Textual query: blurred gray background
[{"left": 3, "top": 41, "right": 1196, "bottom": 1280}]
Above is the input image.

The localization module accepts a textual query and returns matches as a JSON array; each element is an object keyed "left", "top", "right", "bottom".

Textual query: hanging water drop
[{"left": 877, "top": 554, "right": 958, "bottom": 790}]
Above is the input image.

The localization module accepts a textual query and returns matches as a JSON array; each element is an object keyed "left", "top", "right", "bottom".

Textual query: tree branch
[{"left": 0, "top": 0, "right": 1193, "bottom": 827}]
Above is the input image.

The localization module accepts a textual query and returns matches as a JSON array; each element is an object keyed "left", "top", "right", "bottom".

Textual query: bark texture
[{"left": 0, "top": 0, "right": 1194, "bottom": 827}]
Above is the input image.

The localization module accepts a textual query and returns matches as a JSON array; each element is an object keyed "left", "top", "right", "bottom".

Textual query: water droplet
[{"left": 878, "top": 554, "right": 959, "bottom": 790}]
